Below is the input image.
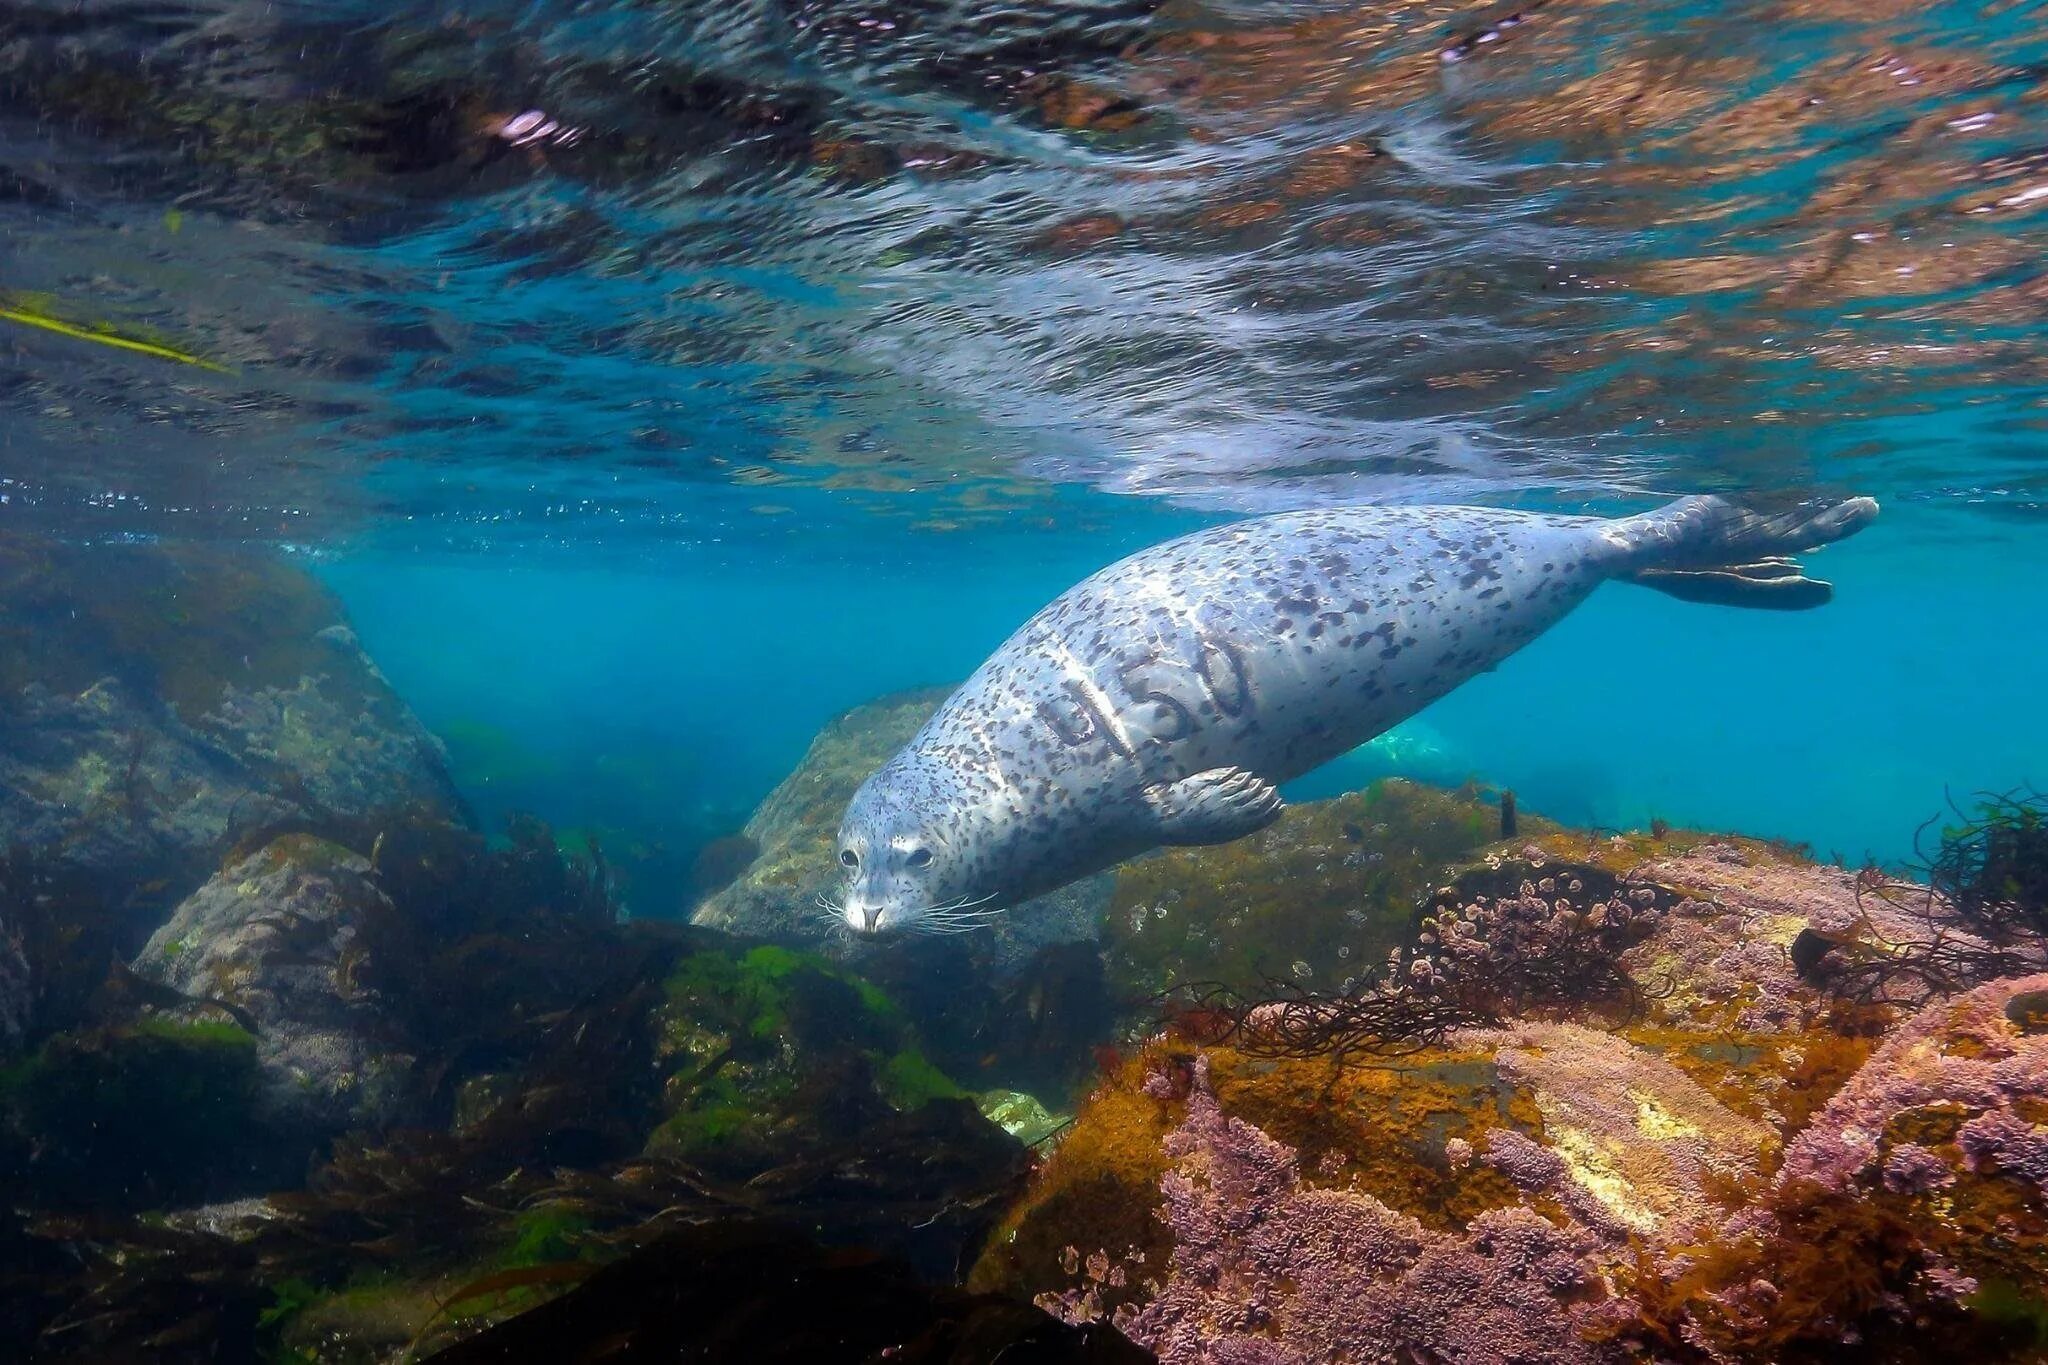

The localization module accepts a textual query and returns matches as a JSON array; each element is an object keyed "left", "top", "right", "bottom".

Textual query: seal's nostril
[{"left": 861, "top": 905, "right": 882, "bottom": 932}]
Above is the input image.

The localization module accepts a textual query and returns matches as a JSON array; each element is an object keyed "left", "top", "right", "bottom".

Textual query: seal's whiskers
[{"left": 913, "top": 891, "right": 1007, "bottom": 935}]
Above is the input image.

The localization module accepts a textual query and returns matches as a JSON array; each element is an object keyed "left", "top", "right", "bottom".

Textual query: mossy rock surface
[
  {"left": 133, "top": 834, "right": 422, "bottom": 1134},
  {"left": 0, "top": 537, "right": 466, "bottom": 955},
  {"left": 0, "top": 1016, "right": 264, "bottom": 1207},
  {"left": 646, "top": 942, "right": 987, "bottom": 1171},
  {"left": 984, "top": 829, "right": 2048, "bottom": 1365},
  {"left": 1101, "top": 778, "right": 1527, "bottom": 1000},
  {"left": 970, "top": 1038, "right": 1544, "bottom": 1310}
]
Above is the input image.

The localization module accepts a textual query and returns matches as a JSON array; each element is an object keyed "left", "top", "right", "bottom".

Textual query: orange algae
[
  {"left": 1207, "top": 1047, "right": 1539, "bottom": 1230},
  {"left": 993, "top": 801, "right": 2046, "bottom": 1362},
  {"left": 972, "top": 1038, "right": 1545, "bottom": 1305},
  {"left": 1622, "top": 1021, "right": 1878, "bottom": 1136},
  {"left": 968, "top": 1051, "right": 1179, "bottom": 1307}
]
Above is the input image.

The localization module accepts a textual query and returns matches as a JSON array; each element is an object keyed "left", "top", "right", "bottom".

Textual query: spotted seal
[{"left": 830, "top": 495, "right": 1878, "bottom": 934}]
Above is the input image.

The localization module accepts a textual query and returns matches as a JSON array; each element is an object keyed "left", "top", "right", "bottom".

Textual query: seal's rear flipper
[
  {"left": 1616, "top": 494, "right": 1879, "bottom": 610},
  {"left": 1628, "top": 558, "right": 1836, "bottom": 610},
  {"left": 1145, "top": 767, "right": 1283, "bottom": 845}
]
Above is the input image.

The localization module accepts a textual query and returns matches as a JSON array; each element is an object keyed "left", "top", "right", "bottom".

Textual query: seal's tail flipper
[{"left": 1613, "top": 495, "right": 1879, "bottom": 611}]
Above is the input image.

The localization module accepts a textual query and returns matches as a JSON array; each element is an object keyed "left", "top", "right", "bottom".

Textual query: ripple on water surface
[{"left": 1, "top": 0, "right": 2046, "bottom": 542}]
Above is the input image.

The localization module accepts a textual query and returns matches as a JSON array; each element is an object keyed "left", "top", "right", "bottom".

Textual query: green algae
[
  {"left": 878, "top": 1048, "right": 967, "bottom": 1109},
  {"left": 0, "top": 1016, "right": 261, "bottom": 1206},
  {"left": 647, "top": 1068, "right": 777, "bottom": 1156},
  {"left": 503, "top": 1208, "right": 595, "bottom": 1269},
  {"left": 649, "top": 942, "right": 975, "bottom": 1162},
  {"left": 1968, "top": 1279, "right": 2048, "bottom": 1353},
  {"left": 660, "top": 944, "right": 901, "bottom": 1045},
  {"left": 129, "top": 1014, "right": 259, "bottom": 1048},
  {"left": 256, "top": 1210, "right": 601, "bottom": 1362},
  {"left": 1103, "top": 778, "right": 1521, "bottom": 999},
  {"left": 259, "top": 1277, "right": 322, "bottom": 1341}
]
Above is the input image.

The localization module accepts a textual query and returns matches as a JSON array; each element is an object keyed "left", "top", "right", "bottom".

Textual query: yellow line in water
[{"left": 0, "top": 303, "right": 230, "bottom": 373}]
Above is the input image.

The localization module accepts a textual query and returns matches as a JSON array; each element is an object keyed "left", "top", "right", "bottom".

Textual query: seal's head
[{"left": 831, "top": 755, "right": 991, "bottom": 936}]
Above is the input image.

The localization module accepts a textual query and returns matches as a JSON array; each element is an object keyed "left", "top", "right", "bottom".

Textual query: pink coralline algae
[
  {"left": 1106, "top": 1058, "right": 1626, "bottom": 1365},
  {"left": 1880, "top": 1143, "right": 1955, "bottom": 1194},
  {"left": 1482, "top": 1126, "right": 1568, "bottom": 1193},
  {"left": 1639, "top": 844, "right": 1872, "bottom": 938},
  {"left": 1775, "top": 972, "right": 2048, "bottom": 1194},
  {"left": 1618, "top": 894, "right": 1814, "bottom": 1032},
  {"left": 1956, "top": 1109, "right": 2048, "bottom": 1190},
  {"left": 1480, "top": 1022, "right": 1775, "bottom": 1247}
]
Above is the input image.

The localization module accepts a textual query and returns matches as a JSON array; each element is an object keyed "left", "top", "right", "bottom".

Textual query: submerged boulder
[
  {"left": 986, "top": 820, "right": 2048, "bottom": 1365},
  {"left": 1102, "top": 778, "right": 1523, "bottom": 1002},
  {"left": 644, "top": 938, "right": 1042, "bottom": 1256},
  {"left": 133, "top": 834, "right": 420, "bottom": 1132},
  {"left": 0, "top": 538, "right": 466, "bottom": 937},
  {"left": 692, "top": 687, "right": 1111, "bottom": 975},
  {"left": 0, "top": 1015, "right": 267, "bottom": 1209}
]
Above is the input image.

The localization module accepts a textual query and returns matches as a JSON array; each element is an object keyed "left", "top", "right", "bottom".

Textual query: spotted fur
[{"left": 832, "top": 496, "right": 1877, "bottom": 934}]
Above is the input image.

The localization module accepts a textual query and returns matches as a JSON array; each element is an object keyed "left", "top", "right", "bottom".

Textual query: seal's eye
[
  {"left": 905, "top": 847, "right": 933, "bottom": 869},
  {"left": 839, "top": 849, "right": 858, "bottom": 869}
]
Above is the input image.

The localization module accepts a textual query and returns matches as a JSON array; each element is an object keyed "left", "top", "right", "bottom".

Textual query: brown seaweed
[{"left": 1796, "top": 794, "right": 2048, "bottom": 1005}]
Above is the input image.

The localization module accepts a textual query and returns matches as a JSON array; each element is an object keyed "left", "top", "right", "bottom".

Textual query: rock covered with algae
[
  {"left": 1103, "top": 777, "right": 1530, "bottom": 1002},
  {"left": 0, "top": 538, "right": 466, "bottom": 925},
  {"left": 132, "top": 833, "right": 422, "bottom": 1133},
  {"left": 647, "top": 940, "right": 976, "bottom": 1167},
  {"left": 989, "top": 819, "right": 2048, "bottom": 1364},
  {"left": 0, "top": 1014, "right": 266, "bottom": 1209}
]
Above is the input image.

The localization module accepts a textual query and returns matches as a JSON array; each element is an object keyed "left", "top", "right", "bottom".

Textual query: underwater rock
[
  {"left": 0, "top": 1015, "right": 268, "bottom": 1209},
  {"left": 992, "top": 818, "right": 2048, "bottom": 1364},
  {"left": 10, "top": 810, "right": 1053, "bottom": 1355},
  {"left": 1418, "top": 829, "right": 1981, "bottom": 1041},
  {"left": 863, "top": 936, "right": 1118, "bottom": 1098},
  {"left": 1105, "top": 1058, "right": 1618, "bottom": 1365},
  {"left": 973, "top": 1038, "right": 1551, "bottom": 1319},
  {"left": 1777, "top": 970, "right": 2048, "bottom": 1197},
  {"left": 1479, "top": 1020, "right": 1776, "bottom": 1242},
  {"left": 423, "top": 1219, "right": 1153, "bottom": 1364},
  {"left": 980, "top": 1089, "right": 1070, "bottom": 1146},
  {"left": 1643, "top": 971, "right": 2048, "bottom": 1360},
  {"left": 0, "top": 538, "right": 466, "bottom": 944},
  {"left": 133, "top": 834, "right": 421, "bottom": 1133},
  {"left": 693, "top": 687, "right": 1110, "bottom": 975},
  {"left": 1103, "top": 779, "right": 1525, "bottom": 1002}
]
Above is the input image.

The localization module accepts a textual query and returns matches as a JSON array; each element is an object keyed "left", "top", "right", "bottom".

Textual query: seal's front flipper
[{"left": 1145, "top": 767, "right": 1283, "bottom": 845}]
